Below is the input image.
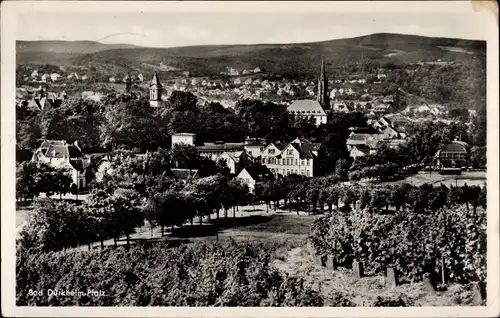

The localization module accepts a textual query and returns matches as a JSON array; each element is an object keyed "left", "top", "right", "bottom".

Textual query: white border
[{"left": 2, "top": 1, "right": 499, "bottom": 317}]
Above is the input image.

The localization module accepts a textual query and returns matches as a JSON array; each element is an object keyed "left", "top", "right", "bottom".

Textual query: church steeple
[
  {"left": 149, "top": 72, "right": 163, "bottom": 107},
  {"left": 317, "top": 57, "right": 330, "bottom": 109},
  {"left": 124, "top": 72, "right": 132, "bottom": 94}
]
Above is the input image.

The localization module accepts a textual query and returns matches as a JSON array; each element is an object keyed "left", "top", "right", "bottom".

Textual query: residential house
[
  {"left": 50, "top": 73, "right": 61, "bottom": 82},
  {"left": 68, "top": 72, "right": 79, "bottom": 80},
  {"left": 244, "top": 78, "right": 253, "bottom": 85},
  {"left": 94, "top": 156, "right": 113, "bottom": 183},
  {"left": 332, "top": 102, "right": 350, "bottom": 113},
  {"left": 235, "top": 165, "right": 274, "bottom": 193},
  {"left": 219, "top": 151, "right": 250, "bottom": 174},
  {"left": 261, "top": 137, "right": 321, "bottom": 178},
  {"left": 254, "top": 67, "right": 262, "bottom": 73},
  {"left": 31, "top": 140, "right": 89, "bottom": 188},
  {"left": 372, "top": 104, "right": 391, "bottom": 115}
]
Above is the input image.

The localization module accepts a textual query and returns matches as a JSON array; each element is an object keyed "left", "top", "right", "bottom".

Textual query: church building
[{"left": 287, "top": 57, "right": 330, "bottom": 126}]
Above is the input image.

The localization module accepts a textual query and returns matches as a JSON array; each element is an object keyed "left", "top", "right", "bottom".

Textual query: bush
[
  {"left": 309, "top": 205, "right": 486, "bottom": 285},
  {"left": 16, "top": 240, "right": 324, "bottom": 306}
]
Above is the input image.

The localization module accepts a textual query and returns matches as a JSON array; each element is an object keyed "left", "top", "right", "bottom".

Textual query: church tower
[
  {"left": 124, "top": 72, "right": 132, "bottom": 94},
  {"left": 149, "top": 72, "right": 163, "bottom": 107},
  {"left": 317, "top": 57, "right": 330, "bottom": 109}
]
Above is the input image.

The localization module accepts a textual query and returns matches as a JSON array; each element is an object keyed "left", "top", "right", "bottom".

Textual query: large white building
[{"left": 261, "top": 137, "right": 322, "bottom": 178}]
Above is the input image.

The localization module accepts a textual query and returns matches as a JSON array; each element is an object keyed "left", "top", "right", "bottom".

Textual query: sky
[{"left": 15, "top": 2, "right": 490, "bottom": 48}]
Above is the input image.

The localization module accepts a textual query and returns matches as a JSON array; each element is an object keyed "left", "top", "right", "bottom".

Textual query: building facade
[
  {"left": 261, "top": 137, "right": 321, "bottom": 178},
  {"left": 171, "top": 133, "right": 196, "bottom": 147}
]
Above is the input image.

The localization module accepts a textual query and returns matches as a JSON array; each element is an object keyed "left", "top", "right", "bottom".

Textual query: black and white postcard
[{"left": 1, "top": 1, "right": 499, "bottom": 317}]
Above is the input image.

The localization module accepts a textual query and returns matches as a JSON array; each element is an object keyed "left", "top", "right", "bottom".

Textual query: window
[
  {"left": 306, "top": 170, "right": 310, "bottom": 177},
  {"left": 268, "top": 149, "right": 275, "bottom": 154},
  {"left": 307, "top": 159, "right": 310, "bottom": 166},
  {"left": 301, "top": 160, "right": 305, "bottom": 166},
  {"left": 262, "top": 158, "right": 266, "bottom": 164},
  {"left": 295, "top": 159, "right": 298, "bottom": 165},
  {"left": 286, "top": 149, "right": 293, "bottom": 155}
]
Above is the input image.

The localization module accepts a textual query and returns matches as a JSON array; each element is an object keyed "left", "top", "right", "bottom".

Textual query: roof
[
  {"left": 245, "top": 137, "right": 267, "bottom": 146},
  {"left": 171, "top": 168, "right": 199, "bottom": 180},
  {"left": 173, "top": 133, "right": 196, "bottom": 136},
  {"left": 440, "top": 141, "right": 471, "bottom": 153},
  {"left": 44, "top": 144, "right": 84, "bottom": 159},
  {"left": 287, "top": 138, "right": 321, "bottom": 159},
  {"left": 196, "top": 142, "right": 245, "bottom": 151},
  {"left": 287, "top": 100, "right": 326, "bottom": 115},
  {"left": 240, "top": 165, "right": 274, "bottom": 182},
  {"left": 40, "top": 140, "right": 67, "bottom": 148},
  {"left": 150, "top": 72, "right": 162, "bottom": 87}
]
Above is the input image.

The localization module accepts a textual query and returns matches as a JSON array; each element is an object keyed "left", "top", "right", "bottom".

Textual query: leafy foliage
[
  {"left": 309, "top": 183, "right": 487, "bottom": 285},
  {"left": 16, "top": 241, "right": 323, "bottom": 306}
]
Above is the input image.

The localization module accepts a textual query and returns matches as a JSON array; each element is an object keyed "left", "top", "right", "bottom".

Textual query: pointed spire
[
  {"left": 150, "top": 71, "right": 162, "bottom": 87},
  {"left": 317, "top": 56, "right": 329, "bottom": 109}
]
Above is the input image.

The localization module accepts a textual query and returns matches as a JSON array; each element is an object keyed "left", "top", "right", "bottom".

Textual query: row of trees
[
  {"left": 253, "top": 169, "right": 486, "bottom": 216},
  {"left": 18, "top": 160, "right": 251, "bottom": 253}
]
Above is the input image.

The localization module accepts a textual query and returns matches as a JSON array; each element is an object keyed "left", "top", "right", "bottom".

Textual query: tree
[
  {"left": 334, "top": 159, "right": 351, "bottom": 181},
  {"left": 18, "top": 199, "right": 93, "bottom": 252},
  {"left": 470, "top": 146, "right": 486, "bottom": 169},
  {"left": 168, "top": 91, "right": 198, "bottom": 112}
]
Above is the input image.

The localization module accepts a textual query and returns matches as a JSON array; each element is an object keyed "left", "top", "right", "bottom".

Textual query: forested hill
[{"left": 17, "top": 33, "right": 486, "bottom": 77}]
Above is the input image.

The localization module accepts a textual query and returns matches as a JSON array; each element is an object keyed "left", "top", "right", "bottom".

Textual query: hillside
[
  {"left": 17, "top": 33, "right": 486, "bottom": 78},
  {"left": 16, "top": 40, "right": 141, "bottom": 54}
]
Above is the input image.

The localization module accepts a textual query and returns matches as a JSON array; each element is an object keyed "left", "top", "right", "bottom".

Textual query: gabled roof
[
  {"left": 44, "top": 144, "right": 84, "bottom": 159},
  {"left": 40, "top": 140, "right": 67, "bottom": 148},
  {"left": 196, "top": 142, "right": 245, "bottom": 151},
  {"left": 287, "top": 138, "right": 321, "bottom": 159},
  {"left": 239, "top": 165, "right": 274, "bottom": 182},
  {"left": 287, "top": 100, "right": 326, "bottom": 115}
]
